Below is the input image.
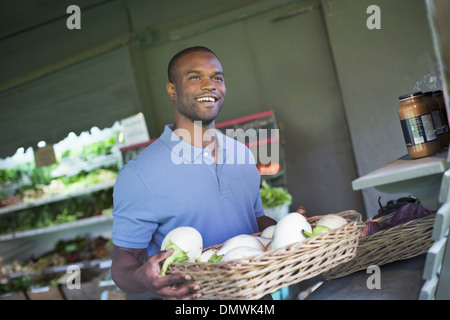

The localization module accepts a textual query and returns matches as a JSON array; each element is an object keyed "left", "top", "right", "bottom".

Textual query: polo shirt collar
[{"left": 160, "top": 124, "right": 228, "bottom": 164}]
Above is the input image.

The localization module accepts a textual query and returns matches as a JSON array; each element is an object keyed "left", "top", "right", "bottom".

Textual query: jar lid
[{"left": 399, "top": 91, "right": 422, "bottom": 101}]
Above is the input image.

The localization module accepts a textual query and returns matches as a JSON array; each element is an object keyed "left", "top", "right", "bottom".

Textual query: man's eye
[
  {"left": 189, "top": 75, "right": 200, "bottom": 80},
  {"left": 214, "top": 77, "right": 224, "bottom": 82}
]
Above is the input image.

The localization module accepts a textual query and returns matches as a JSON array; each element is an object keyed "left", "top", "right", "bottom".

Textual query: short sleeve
[
  {"left": 254, "top": 190, "right": 265, "bottom": 218},
  {"left": 244, "top": 143, "right": 264, "bottom": 219},
  {"left": 112, "top": 166, "right": 158, "bottom": 249}
]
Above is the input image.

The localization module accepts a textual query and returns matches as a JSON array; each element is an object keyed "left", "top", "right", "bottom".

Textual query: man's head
[
  {"left": 167, "top": 46, "right": 218, "bottom": 84},
  {"left": 166, "top": 46, "right": 226, "bottom": 127}
]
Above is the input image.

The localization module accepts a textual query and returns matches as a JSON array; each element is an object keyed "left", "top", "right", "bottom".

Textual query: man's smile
[{"left": 196, "top": 95, "right": 218, "bottom": 102}]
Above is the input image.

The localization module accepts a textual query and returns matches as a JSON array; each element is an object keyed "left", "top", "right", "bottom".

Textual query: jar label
[
  {"left": 431, "top": 109, "right": 444, "bottom": 135},
  {"left": 400, "top": 113, "right": 437, "bottom": 147}
]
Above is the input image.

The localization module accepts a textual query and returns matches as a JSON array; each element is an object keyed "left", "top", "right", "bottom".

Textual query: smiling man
[
  {"left": 111, "top": 46, "right": 275, "bottom": 300},
  {"left": 167, "top": 47, "right": 225, "bottom": 126},
  {"left": 166, "top": 47, "right": 226, "bottom": 162}
]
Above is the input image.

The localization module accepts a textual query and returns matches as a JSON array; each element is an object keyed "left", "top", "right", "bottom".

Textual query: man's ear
[{"left": 166, "top": 81, "right": 176, "bottom": 100}]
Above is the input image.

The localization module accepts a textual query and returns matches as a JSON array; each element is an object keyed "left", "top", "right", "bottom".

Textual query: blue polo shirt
[{"left": 112, "top": 124, "right": 264, "bottom": 256}]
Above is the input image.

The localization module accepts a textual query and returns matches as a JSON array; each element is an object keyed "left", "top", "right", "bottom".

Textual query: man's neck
[{"left": 172, "top": 120, "right": 218, "bottom": 162}]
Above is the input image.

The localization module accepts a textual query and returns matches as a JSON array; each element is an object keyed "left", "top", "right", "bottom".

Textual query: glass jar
[
  {"left": 398, "top": 92, "right": 440, "bottom": 159},
  {"left": 433, "top": 90, "right": 449, "bottom": 150}
]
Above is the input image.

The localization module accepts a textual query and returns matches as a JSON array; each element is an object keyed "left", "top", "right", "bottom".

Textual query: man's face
[{"left": 167, "top": 51, "right": 226, "bottom": 126}]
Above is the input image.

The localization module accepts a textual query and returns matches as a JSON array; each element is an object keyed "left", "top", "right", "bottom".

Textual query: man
[{"left": 111, "top": 46, "right": 275, "bottom": 300}]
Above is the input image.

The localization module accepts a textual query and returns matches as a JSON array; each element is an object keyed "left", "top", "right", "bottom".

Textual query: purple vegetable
[
  {"left": 390, "top": 202, "right": 435, "bottom": 226},
  {"left": 373, "top": 195, "right": 418, "bottom": 219},
  {"left": 360, "top": 221, "right": 381, "bottom": 237}
]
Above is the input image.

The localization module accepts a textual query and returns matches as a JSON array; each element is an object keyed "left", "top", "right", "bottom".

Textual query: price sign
[
  {"left": 34, "top": 145, "right": 56, "bottom": 168},
  {"left": 121, "top": 113, "right": 150, "bottom": 147}
]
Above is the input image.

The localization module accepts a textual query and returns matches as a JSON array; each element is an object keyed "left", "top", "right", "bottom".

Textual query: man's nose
[{"left": 201, "top": 78, "right": 216, "bottom": 91}]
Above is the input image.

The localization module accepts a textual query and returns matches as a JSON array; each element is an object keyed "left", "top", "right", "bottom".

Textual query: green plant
[{"left": 259, "top": 180, "right": 292, "bottom": 208}]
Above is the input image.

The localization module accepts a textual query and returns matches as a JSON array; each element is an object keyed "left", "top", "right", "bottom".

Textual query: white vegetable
[
  {"left": 160, "top": 226, "right": 203, "bottom": 275},
  {"left": 316, "top": 214, "right": 347, "bottom": 230},
  {"left": 217, "top": 234, "right": 265, "bottom": 256},
  {"left": 260, "top": 225, "right": 276, "bottom": 239},
  {"left": 255, "top": 236, "right": 271, "bottom": 249},
  {"left": 270, "top": 212, "right": 312, "bottom": 250},
  {"left": 199, "top": 249, "right": 218, "bottom": 262},
  {"left": 221, "top": 246, "right": 264, "bottom": 262}
]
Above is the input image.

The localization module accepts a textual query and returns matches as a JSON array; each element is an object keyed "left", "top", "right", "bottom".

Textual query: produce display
[
  {"left": 0, "top": 168, "right": 117, "bottom": 236},
  {"left": 0, "top": 127, "right": 122, "bottom": 299},
  {"left": 0, "top": 187, "right": 114, "bottom": 236},
  {"left": 0, "top": 131, "right": 121, "bottom": 210},
  {"left": 59, "top": 137, "right": 116, "bottom": 162},
  {"left": 0, "top": 235, "right": 112, "bottom": 297},
  {"left": 0, "top": 168, "right": 117, "bottom": 209}
]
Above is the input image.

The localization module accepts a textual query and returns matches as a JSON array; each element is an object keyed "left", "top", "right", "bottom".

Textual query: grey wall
[
  {"left": 0, "top": 0, "right": 441, "bottom": 219},
  {"left": 322, "top": 0, "right": 437, "bottom": 215}
]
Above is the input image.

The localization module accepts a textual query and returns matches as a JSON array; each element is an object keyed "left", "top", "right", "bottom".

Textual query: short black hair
[{"left": 167, "top": 46, "right": 218, "bottom": 83}]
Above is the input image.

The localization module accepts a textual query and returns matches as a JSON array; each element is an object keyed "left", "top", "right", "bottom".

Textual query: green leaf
[
  {"left": 260, "top": 181, "right": 292, "bottom": 208},
  {"left": 303, "top": 225, "right": 330, "bottom": 238},
  {"left": 161, "top": 241, "right": 189, "bottom": 276},
  {"left": 208, "top": 252, "right": 223, "bottom": 262}
]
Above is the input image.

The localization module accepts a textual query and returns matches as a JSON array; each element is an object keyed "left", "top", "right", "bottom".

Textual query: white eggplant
[
  {"left": 199, "top": 249, "right": 218, "bottom": 262},
  {"left": 160, "top": 226, "right": 203, "bottom": 275},
  {"left": 255, "top": 236, "right": 272, "bottom": 249},
  {"left": 316, "top": 214, "right": 347, "bottom": 230},
  {"left": 260, "top": 225, "right": 276, "bottom": 239},
  {"left": 221, "top": 246, "right": 264, "bottom": 262},
  {"left": 270, "top": 212, "right": 312, "bottom": 250},
  {"left": 217, "top": 234, "right": 265, "bottom": 256}
]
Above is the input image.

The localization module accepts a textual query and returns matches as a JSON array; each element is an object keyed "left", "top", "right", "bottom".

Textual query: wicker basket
[
  {"left": 322, "top": 211, "right": 435, "bottom": 280},
  {"left": 167, "top": 210, "right": 362, "bottom": 300}
]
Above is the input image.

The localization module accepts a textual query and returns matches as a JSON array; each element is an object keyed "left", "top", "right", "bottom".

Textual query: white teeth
[{"left": 196, "top": 97, "right": 216, "bottom": 102}]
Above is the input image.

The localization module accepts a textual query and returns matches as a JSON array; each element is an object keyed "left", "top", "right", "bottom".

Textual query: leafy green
[
  {"left": 61, "top": 137, "right": 117, "bottom": 161},
  {"left": 0, "top": 276, "right": 30, "bottom": 296},
  {"left": 161, "top": 241, "right": 189, "bottom": 276},
  {"left": 303, "top": 225, "right": 330, "bottom": 238},
  {"left": 208, "top": 252, "right": 223, "bottom": 263},
  {"left": 0, "top": 168, "right": 21, "bottom": 184},
  {"left": 259, "top": 180, "right": 292, "bottom": 208}
]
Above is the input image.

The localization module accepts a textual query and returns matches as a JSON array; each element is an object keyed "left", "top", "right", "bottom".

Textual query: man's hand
[
  {"left": 111, "top": 245, "right": 201, "bottom": 300},
  {"left": 144, "top": 249, "right": 201, "bottom": 300}
]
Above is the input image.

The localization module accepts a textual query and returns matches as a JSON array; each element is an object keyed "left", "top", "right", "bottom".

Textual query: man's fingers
[
  {"left": 159, "top": 282, "right": 202, "bottom": 300},
  {"left": 144, "top": 250, "right": 201, "bottom": 299},
  {"left": 168, "top": 273, "right": 192, "bottom": 286},
  {"left": 152, "top": 272, "right": 201, "bottom": 300},
  {"left": 153, "top": 272, "right": 191, "bottom": 289},
  {"left": 151, "top": 248, "right": 173, "bottom": 264}
]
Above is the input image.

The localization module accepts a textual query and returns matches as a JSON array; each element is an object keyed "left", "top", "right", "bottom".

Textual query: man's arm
[
  {"left": 111, "top": 245, "right": 201, "bottom": 300},
  {"left": 256, "top": 215, "right": 276, "bottom": 232}
]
